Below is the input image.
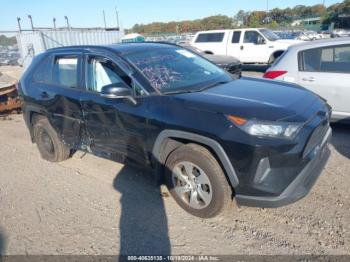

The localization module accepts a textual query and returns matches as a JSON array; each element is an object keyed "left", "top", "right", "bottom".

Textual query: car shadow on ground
[
  {"left": 331, "top": 122, "right": 350, "bottom": 159},
  {"left": 113, "top": 166, "right": 171, "bottom": 256},
  {"left": 0, "top": 228, "right": 5, "bottom": 255}
]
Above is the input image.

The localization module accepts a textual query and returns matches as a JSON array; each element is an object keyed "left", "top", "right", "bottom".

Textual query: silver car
[{"left": 264, "top": 37, "right": 350, "bottom": 122}]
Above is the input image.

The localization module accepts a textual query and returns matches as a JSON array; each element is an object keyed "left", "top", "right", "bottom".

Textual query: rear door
[
  {"left": 31, "top": 52, "right": 83, "bottom": 148},
  {"left": 80, "top": 51, "right": 150, "bottom": 165},
  {"left": 226, "top": 30, "right": 242, "bottom": 59},
  {"left": 298, "top": 44, "right": 350, "bottom": 119}
]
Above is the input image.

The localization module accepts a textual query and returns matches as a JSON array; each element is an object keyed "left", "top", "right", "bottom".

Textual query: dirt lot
[
  {"left": 0, "top": 66, "right": 349, "bottom": 256},
  {"left": 0, "top": 115, "right": 349, "bottom": 256}
]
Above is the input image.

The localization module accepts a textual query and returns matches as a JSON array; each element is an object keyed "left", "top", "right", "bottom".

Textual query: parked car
[
  {"left": 191, "top": 28, "right": 302, "bottom": 64},
  {"left": 274, "top": 30, "right": 322, "bottom": 41},
  {"left": 19, "top": 43, "right": 331, "bottom": 218},
  {"left": 264, "top": 37, "right": 350, "bottom": 122},
  {"left": 181, "top": 44, "right": 241, "bottom": 77},
  {"left": 331, "top": 29, "right": 350, "bottom": 38}
]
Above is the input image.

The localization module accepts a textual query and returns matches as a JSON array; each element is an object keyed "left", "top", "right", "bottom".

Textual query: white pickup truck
[{"left": 191, "top": 28, "right": 302, "bottom": 64}]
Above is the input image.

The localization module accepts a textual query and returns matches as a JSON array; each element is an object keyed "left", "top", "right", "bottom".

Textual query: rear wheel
[
  {"left": 165, "top": 144, "right": 232, "bottom": 218},
  {"left": 33, "top": 116, "right": 71, "bottom": 162}
]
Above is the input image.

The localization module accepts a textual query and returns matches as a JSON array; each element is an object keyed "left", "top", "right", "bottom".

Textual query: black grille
[{"left": 303, "top": 122, "right": 329, "bottom": 158}]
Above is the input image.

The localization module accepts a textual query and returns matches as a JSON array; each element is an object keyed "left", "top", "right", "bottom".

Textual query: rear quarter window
[
  {"left": 32, "top": 56, "right": 53, "bottom": 83},
  {"left": 195, "top": 33, "right": 225, "bottom": 43}
]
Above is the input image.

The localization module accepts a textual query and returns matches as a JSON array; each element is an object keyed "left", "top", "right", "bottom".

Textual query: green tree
[{"left": 0, "top": 35, "right": 16, "bottom": 46}]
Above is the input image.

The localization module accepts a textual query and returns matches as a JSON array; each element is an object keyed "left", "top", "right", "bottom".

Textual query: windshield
[
  {"left": 125, "top": 47, "right": 231, "bottom": 94},
  {"left": 259, "top": 29, "right": 280, "bottom": 41}
]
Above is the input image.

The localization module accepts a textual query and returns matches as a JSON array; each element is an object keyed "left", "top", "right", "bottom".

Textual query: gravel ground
[
  {"left": 0, "top": 66, "right": 349, "bottom": 256},
  {"left": 0, "top": 115, "right": 349, "bottom": 256}
]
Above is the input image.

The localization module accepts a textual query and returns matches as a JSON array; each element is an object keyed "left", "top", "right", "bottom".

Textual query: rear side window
[
  {"left": 33, "top": 56, "right": 52, "bottom": 83},
  {"left": 52, "top": 56, "right": 79, "bottom": 88},
  {"left": 195, "top": 33, "right": 224, "bottom": 43},
  {"left": 232, "top": 31, "right": 241, "bottom": 43},
  {"left": 299, "top": 44, "right": 350, "bottom": 73}
]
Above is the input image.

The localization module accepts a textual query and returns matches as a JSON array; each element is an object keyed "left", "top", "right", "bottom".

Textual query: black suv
[{"left": 19, "top": 43, "right": 332, "bottom": 218}]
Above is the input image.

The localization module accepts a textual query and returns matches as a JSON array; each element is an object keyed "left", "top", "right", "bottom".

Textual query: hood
[
  {"left": 275, "top": 39, "right": 304, "bottom": 45},
  {"left": 173, "top": 77, "right": 323, "bottom": 122}
]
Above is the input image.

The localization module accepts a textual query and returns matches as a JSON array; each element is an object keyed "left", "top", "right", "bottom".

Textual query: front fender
[{"left": 152, "top": 129, "right": 239, "bottom": 188}]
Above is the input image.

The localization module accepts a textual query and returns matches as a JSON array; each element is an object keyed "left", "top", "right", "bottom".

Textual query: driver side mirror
[
  {"left": 100, "top": 83, "right": 137, "bottom": 105},
  {"left": 256, "top": 37, "right": 266, "bottom": 45}
]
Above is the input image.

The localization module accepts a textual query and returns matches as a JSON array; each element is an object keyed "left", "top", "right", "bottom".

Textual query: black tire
[
  {"left": 268, "top": 54, "right": 276, "bottom": 65},
  {"left": 33, "top": 116, "right": 71, "bottom": 162},
  {"left": 165, "top": 143, "right": 232, "bottom": 218}
]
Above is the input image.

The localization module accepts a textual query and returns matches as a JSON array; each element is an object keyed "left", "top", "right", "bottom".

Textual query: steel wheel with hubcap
[
  {"left": 172, "top": 161, "right": 213, "bottom": 209},
  {"left": 165, "top": 143, "right": 232, "bottom": 218}
]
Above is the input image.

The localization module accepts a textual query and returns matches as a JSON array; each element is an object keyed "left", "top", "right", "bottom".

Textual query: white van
[{"left": 191, "top": 28, "right": 301, "bottom": 64}]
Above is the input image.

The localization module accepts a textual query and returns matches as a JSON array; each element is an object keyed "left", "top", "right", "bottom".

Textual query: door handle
[
  {"left": 302, "top": 77, "right": 315, "bottom": 82},
  {"left": 240, "top": 46, "right": 244, "bottom": 50}
]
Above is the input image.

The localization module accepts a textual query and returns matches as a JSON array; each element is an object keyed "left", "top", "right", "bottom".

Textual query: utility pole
[
  {"left": 103, "top": 10, "right": 107, "bottom": 29},
  {"left": 64, "top": 16, "right": 70, "bottom": 30},
  {"left": 115, "top": 7, "right": 120, "bottom": 30},
  {"left": 53, "top": 18, "right": 57, "bottom": 30},
  {"left": 17, "top": 17, "right": 22, "bottom": 32},
  {"left": 28, "top": 15, "right": 34, "bottom": 30},
  {"left": 266, "top": 0, "right": 269, "bottom": 13}
]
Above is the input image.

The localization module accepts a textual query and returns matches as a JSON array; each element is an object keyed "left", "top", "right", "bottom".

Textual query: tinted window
[
  {"left": 86, "top": 56, "right": 131, "bottom": 93},
  {"left": 33, "top": 56, "right": 52, "bottom": 83},
  {"left": 195, "top": 33, "right": 224, "bottom": 43},
  {"left": 244, "top": 31, "right": 263, "bottom": 44},
  {"left": 300, "top": 45, "right": 350, "bottom": 73},
  {"left": 232, "top": 31, "right": 241, "bottom": 43},
  {"left": 52, "top": 56, "right": 78, "bottom": 88}
]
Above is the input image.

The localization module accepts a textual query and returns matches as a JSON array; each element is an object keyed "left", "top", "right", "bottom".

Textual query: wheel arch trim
[{"left": 152, "top": 129, "right": 239, "bottom": 187}]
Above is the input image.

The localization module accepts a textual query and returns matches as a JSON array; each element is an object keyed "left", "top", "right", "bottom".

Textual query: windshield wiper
[
  {"left": 163, "top": 90, "right": 198, "bottom": 95},
  {"left": 199, "top": 81, "right": 231, "bottom": 92},
  {"left": 163, "top": 80, "right": 231, "bottom": 95}
]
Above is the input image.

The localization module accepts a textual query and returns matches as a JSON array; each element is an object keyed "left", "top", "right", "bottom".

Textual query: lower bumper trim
[{"left": 235, "top": 128, "right": 331, "bottom": 208}]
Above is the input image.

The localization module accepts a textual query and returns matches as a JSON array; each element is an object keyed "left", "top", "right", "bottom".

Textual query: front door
[
  {"left": 240, "top": 30, "right": 269, "bottom": 63},
  {"left": 80, "top": 53, "right": 150, "bottom": 165}
]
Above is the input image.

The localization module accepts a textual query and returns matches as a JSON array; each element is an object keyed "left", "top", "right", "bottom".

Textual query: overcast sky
[{"left": 0, "top": 0, "right": 341, "bottom": 32}]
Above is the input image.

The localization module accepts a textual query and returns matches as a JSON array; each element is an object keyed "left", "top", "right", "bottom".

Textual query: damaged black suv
[{"left": 19, "top": 43, "right": 332, "bottom": 218}]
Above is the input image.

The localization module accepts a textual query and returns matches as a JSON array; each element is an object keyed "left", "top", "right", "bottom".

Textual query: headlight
[{"left": 227, "top": 115, "right": 302, "bottom": 139}]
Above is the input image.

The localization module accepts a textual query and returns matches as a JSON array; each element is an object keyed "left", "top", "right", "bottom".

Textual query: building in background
[{"left": 17, "top": 28, "right": 123, "bottom": 68}]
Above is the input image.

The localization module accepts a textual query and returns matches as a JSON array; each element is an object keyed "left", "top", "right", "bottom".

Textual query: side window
[
  {"left": 244, "top": 31, "right": 263, "bottom": 44},
  {"left": 52, "top": 56, "right": 78, "bottom": 88},
  {"left": 33, "top": 56, "right": 52, "bottom": 83},
  {"left": 300, "top": 45, "right": 350, "bottom": 73},
  {"left": 195, "top": 33, "right": 225, "bottom": 43},
  {"left": 86, "top": 56, "right": 131, "bottom": 93},
  {"left": 232, "top": 31, "right": 241, "bottom": 43}
]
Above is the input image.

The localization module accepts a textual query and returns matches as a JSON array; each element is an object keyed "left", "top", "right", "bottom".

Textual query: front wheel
[{"left": 165, "top": 144, "right": 232, "bottom": 218}]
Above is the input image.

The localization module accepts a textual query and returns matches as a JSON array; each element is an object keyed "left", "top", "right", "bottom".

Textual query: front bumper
[{"left": 235, "top": 127, "right": 332, "bottom": 208}]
